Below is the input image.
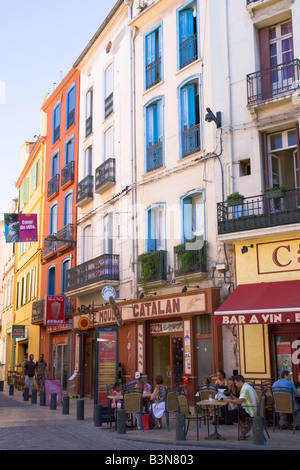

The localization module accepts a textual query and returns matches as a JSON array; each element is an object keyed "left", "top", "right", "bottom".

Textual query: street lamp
[{"left": 205, "top": 107, "right": 222, "bottom": 128}]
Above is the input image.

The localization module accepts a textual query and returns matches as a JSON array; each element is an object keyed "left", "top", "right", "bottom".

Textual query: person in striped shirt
[{"left": 222, "top": 374, "right": 259, "bottom": 439}]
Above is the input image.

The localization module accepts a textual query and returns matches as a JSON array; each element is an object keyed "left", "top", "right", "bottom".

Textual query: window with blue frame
[
  {"left": 178, "top": 1, "right": 198, "bottom": 69},
  {"left": 182, "top": 192, "right": 204, "bottom": 243},
  {"left": 179, "top": 79, "right": 201, "bottom": 158},
  {"left": 145, "top": 98, "right": 163, "bottom": 172},
  {"left": 146, "top": 204, "right": 165, "bottom": 252},
  {"left": 49, "top": 202, "right": 58, "bottom": 235},
  {"left": 65, "top": 137, "right": 74, "bottom": 164},
  {"left": 51, "top": 151, "right": 59, "bottom": 177},
  {"left": 66, "top": 84, "right": 76, "bottom": 129},
  {"left": 61, "top": 258, "right": 71, "bottom": 294},
  {"left": 145, "top": 25, "right": 162, "bottom": 90},
  {"left": 47, "top": 265, "right": 56, "bottom": 295},
  {"left": 53, "top": 102, "right": 61, "bottom": 144},
  {"left": 63, "top": 191, "right": 73, "bottom": 226}
]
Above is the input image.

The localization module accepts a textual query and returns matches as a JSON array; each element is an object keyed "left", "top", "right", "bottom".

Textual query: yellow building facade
[{"left": 13, "top": 135, "right": 45, "bottom": 367}]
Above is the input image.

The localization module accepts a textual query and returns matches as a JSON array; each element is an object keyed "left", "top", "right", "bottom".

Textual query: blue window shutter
[
  {"left": 179, "top": 9, "right": 194, "bottom": 44},
  {"left": 47, "top": 267, "right": 56, "bottom": 295},
  {"left": 66, "top": 138, "right": 74, "bottom": 164},
  {"left": 183, "top": 197, "right": 193, "bottom": 242},
  {"left": 147, "top": 209, "right": 156, "bottom": 252},
  {"left": 52, "top": 153, "right": 59, "bottom": 177},
  {"left": 181, "top": 84, "right": 196, "bottom": 130}
]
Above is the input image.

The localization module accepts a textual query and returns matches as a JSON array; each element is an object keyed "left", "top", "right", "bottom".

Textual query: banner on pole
[{"left": 4, "top": 213, "right": 38, "bottom": 243}]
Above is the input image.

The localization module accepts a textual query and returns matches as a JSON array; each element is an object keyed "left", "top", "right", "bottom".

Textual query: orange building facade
[{"left": 36, "top": 68, "right": 80, "bottom": 389}]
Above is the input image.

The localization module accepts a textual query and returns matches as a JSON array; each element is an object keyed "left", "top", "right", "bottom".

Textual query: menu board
[{"left": 96, "top": 327, "right": 118, "bottom": 405}]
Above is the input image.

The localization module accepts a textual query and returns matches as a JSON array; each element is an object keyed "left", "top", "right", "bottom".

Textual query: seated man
[
  {"left": 222, "top": 374, "right": 259, "bottom": 439},
  {"left": 272, "top": 370, "right": 300, "bottom": 429}
]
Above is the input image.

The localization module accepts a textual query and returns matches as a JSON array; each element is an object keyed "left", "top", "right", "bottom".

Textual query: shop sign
[
  {"left": 215, "top": 312, "right": 300, "bottom": 325},
  {"left": 78, "top": 316, "right": 90, "bottom": 330},
  {"left": 150, "top": 321, "right": 183, "bottom": 334},
  {"left": 12, "top": 325, "right": 25, "bottom": 339},
  {"left": 257, "top": 238, "right": 300, "bottom": 274},
  {"left": 45, "top": 295, "right": 65, "bottom": 325}
]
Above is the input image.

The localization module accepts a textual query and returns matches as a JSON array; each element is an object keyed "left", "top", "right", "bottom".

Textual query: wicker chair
[
  {"left": 177, "top": 393, "right": 207, "bottom": 440},
  {"left": 272, "top": 386, "right": 300, "bottom": 434},
  {"left": 165, "top": 390, "right": 178, "bottom": 431},
  {"left": 124, "top": 388, "right": 144, "bottom": 430}
]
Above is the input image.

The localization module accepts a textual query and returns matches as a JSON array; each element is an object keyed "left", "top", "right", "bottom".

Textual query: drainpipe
[
  {"left": 124, "top": 0, "right": 138, "bottom": 299},
  {"left": 224, "top": 0, "right": 233, "bottom": 195}
]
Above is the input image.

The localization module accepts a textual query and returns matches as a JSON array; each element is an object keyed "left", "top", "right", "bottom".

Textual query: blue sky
[{"left": 0, "top": 0, "right": 116, "bottom": 218}]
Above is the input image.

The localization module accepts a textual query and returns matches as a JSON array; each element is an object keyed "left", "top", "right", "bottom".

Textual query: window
[
  {"left": 86, "top": 88, "right": 93, "bottom": 137},
  {"left": 145, "top": 98, "right": 164, "bottom": 172},
  {"left": 267, "top": 129, "right": 298, "bottom": 190},
  {"left": 146, "top": 204, "right": 165, "bottom": 252},
  {"left": 145, "top": 25, "right": 162, "bottom": 90},
  {"left": 179, "top": 78, "right": 201, "bottom": 158},
  {"left": 66, "top": 84, "right": 76, "bottom": 129},
  {"left": 62, "top": 258, "right": 71, "bottom": 293},
  {"left": 178, "top": 1, "right": 198, "bottom": 69},
  {"left": 47, "top": 266, "right": 56, "bottom": 296},
  {"left": 83, "top": 146, "right": 92, "bottom": 177},
  {"left": 31, "top": 161, "right": 38, "bottom": 194},
  {"left": 82, "top": 224, "right": 92, "bottom": 262},
  {"left": 182, "top": 192, "right": 205, "bottom": 244},
  {"left": 65, "top": 136, "right": 74, "bottom": 164},
  {"left": 63, "top": 191, "right": 73, "bottom": 226},
  {"left": 103, "top": 212, "right": 113, "bottom": 255},
  {"left": 104, "top": 63, "right": 114, "bottom": 119},
  {"left": 104, "top": 126, "right": 114, "bottom": 160},
  {"left": 53, "top": 102, "right": 61, "bottom": 143},
  {"left": 49, "top": 202, "right": 58, "bottom": 235},
  {"left": 51, "top": 151, "right": 59, "bottom": 177}
]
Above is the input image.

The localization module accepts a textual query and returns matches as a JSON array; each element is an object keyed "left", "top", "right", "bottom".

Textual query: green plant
[
  {"left": 174, "top": 243, "right": 207, "bottom": 275},
  {"left": 264, "top": 184, "right": 288, "bottom": 193},
  {"left": 137, "top": 251, "right": 161, "bottom": 291},
  {"left": 226, "top": 192, "right": 244, "bottom": 201}
]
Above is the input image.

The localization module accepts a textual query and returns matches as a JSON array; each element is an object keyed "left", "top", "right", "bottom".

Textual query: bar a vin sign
[{"left": 216, "top": 312, "right": 300, "bottom": 325}]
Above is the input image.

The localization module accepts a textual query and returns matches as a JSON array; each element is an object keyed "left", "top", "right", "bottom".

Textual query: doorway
[
  {"left": 270, "top": 326, "right": 300, "bottom": 381},
  {"left": 152, "top": 335, "right": 183, "bottom": 388},
  {"left": 52, "top": 343, "right": 69, "bottom": 391},
  {"left": 83, "top": 336, "right": 95, "bottom": 397}
]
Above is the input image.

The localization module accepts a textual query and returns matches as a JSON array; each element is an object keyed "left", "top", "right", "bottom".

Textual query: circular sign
[
  {"left": 78, "top": 316, "right": 90, "bottom": 330},
  {"left": 101, "top": 286, "right": 116, "bottom": 301}
]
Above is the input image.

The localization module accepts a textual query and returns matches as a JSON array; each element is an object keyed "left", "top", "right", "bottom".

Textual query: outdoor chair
[
  {"left": 106, "top": 383, "right": 117, "bottom": 427},
  {"left": 165, "top": 390, "right": 178, "bottom": 431},
  {"left": 123, "top": 388, "right": 144, "bottom": 430},
  {"left": 177, "top": 393, "right": 207, "bottom": 440},
  {"left": 272, "top": 386, "right": 300, "bottom": 434}
]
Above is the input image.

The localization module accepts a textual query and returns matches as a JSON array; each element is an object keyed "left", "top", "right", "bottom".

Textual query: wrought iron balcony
[
  {"left": 47, "top": 174, "right": 59, "bottom": 200},
  {"left": 137, "top": 250, "right": 167, "bottom": 285},
  {"left": 95, "top": 158, "right": 116, "bottom": 193},
  {"left": 56, "top": 224, "right": 75, "bottom": 252},
  {"left": 179, "top": 33, "right": 198, "bottom": 69},
  {"left": 105, "top": 92, "right": 114, "bottom": 119},
  {"left": 174, "top": 241, "right": 207, "bottom": 277},
  {"left": 181, "top": 123, "right": 201, "bottom": 158},
  {"left": 247, "top": 59, "right": 300, "bottom": 105},
  {"left": 217, "top": 188, "right": 300, "bottom": 235},
  {"left": 65, "top": 254, "right": 119, "bottom": 292},
  {"left": 246, "top": 0, "right": 260, "bottom": 4},
  {"left": 76, "top": 175, "right": 94, "bottom": 207},
  {"left": 61, "top": 161, "right": 75, "bottom": 188},
  {"left": 147, "top": 141, "right": 163, "bottom": 173},
  {"left": 146, "top": 57, "right": 162, "bottom": 90}
]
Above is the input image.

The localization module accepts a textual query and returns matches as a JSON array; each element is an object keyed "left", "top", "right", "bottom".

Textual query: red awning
[{"left": 215, "top": 280, "right": 300, "bottom": 325}]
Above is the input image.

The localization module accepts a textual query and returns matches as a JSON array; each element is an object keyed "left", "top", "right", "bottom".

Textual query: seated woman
[
  {"left": 214, "top": 369, "right": 228, "bottom": 393},
  {"left": 136, "top": 376, "right": 151, "bottom": 393},
  {"left": 149, "top": 375, "right": 168, "bottom": 429},
  {"left": 111, "top": 382, "right": 122, "bottom": 409}
]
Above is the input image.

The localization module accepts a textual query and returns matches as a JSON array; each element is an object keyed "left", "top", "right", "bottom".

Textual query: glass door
[
  {"left": 52, "top": 343, "right": 69, "bottom": 390},
  {"left": 152, "top": 334, "right": 183, "bottom": 388},
  {"left": 271, "top": 332, "right": 300, "bottom": 382}
]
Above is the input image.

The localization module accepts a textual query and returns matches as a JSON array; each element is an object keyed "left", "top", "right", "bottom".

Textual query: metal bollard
[
  {"left": 252, "top": 416, "right": 265, "bottom": 445},
  {"left": 176, "top": 413, "right": 186, "bottom": 440},
  {"left": 94, "top": 404, "right": 102, "bottom": 427},
  {"left": 9, "top": 384, "right": 14, "bottom": 396},
  {"left": 62, "top": 396, "right": 70, "bottom": 415},
  {"left": 117, "top": 408, "right": 126, "bottom": 434},
  {"left": 31, "top": 389, "right": 37, "bottom": 404},
  {"left": 23, "top": 387, "right": 29, "bottom": 401},
  {"left": 0, "top": 381, "right": 4, "bottom": 391},
  {"left": 77, "top": 399, "right": 84, "bottom": 420},
  {"left": 50, "top": 393, "right": 57, "bottom": 410},
  {"left": 40, "top": 390, "right": 46, "bottom": 406}
]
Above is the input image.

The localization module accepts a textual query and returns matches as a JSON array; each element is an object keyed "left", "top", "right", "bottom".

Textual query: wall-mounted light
[
  {"left": 182, "top": 285, "right": 200, "bottom": 293},
  {"left": 241, "top": 244, "right": 254, "bottom": 254},
  {"left": 205, "top": 107, "right": 222, "bottom": 128},
  {"left": 139, "top": 292, "right": 157, "bottom": 299}
]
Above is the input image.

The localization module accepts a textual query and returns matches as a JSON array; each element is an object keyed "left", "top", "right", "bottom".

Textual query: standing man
[
  {"left": 222, "top": 374, "right": 259, "bottom": 439},
  {"left": 35, "top": 354, "right": 48, "bottom": 392},
  {"left": 23, "top": 354, "right": 36, "bottom": 397}
]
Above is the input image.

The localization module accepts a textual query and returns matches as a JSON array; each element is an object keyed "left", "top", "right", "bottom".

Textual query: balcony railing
[
  {"left": 174, "top": 241, "right": 207, "bottom": 277},
  {"left": 105, "top": 93, "right": 114, "bottom": 119},
  {"left": 181, "top": 124, "right": 201, "bottom": 158},
  {"left": 47, "top": 174, "right": 59, "bottom": 199},
  {"left": 137, "top": 250, "right": 167, "bottom": 284},
  {"left": 246, "top": 0, "right": 260, "bottom": 4},
  {"left": 61, "top": 161, "right": 75, "bottom": 188},
  {"left": 179, "top": 33, "right": 198, "bottom": 69},
  {"left": 56, "top": 224, "right": 75, "bottom": 251},
  {"left": 217, "top": 188, "right": 300, "bottom": 235},
  {"left": 65, "top": 254, "right": 119, "bottom": 292},
  {"left": 247, "top": 59, "right": 300, "bottom": 105},
  {"left": 76, "top": 175, "right": 94, "bottom": 207},
  {"left": 147, "top": 141, "right": 163, "bottom": 172},
  {"left": 95, "top": 158, "right": 116, "bottom": 193},
  {"left": 146, "top": 57, "right": 162, "bottom": 90}
]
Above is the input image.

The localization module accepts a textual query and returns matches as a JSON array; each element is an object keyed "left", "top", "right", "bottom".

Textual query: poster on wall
[
  {"left": 96, "top": 327, "right": 118, "bottom": 405},
  {"left": 45, "top": 296, "right": 65, "bottom": 325},
  {"left": 4, "top": 213, "right": 38, "bottom": 243}
]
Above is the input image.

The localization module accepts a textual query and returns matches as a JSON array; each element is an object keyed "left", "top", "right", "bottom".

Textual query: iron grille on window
[
  {"left": 95, "top": 158, "right": 115, "bottom": 191},
  {"left": 47, "top": 174, "right": 59, "bottom": 199},
  {"left": 179, "top": 33, "right": 198, "bottom": 69},
  {"left": 61, "top": 161, "right": 75, "bottom": 188},
  {"left": 76, "top": 175, "right": 94, "bottom": 206},
  {"left": 105, "top": 93, "right": 114, "bottom": 119},
  {"left": 181, "top": 123, "right": 201, "bottom": 158},
  {"left": 147, "top": 141, "right": 163, "bottom": 172},
  {"left": 146, "top": 57, "right": 161, "bottom": 90},
  {"left": 86, "top": 116, "right": 92, "bottom": 137}
]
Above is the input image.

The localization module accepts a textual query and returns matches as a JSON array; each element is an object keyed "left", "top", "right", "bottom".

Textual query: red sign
[
  {"left": 215, "top": 312, "right": 300, "bottom": 325},
  {"left": 98, "top": 329, "right": 117, "bottom": 405},
  {"left": 45, "top": 296, "right": 65, "bottom": 325}
]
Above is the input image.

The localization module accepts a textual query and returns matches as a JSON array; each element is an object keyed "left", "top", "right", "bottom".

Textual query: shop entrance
[
  {"left": 83, "top": 336, "right": 95, "bottom": 398},
  {"left": 52, "top": 343, "right": 69, "bottom": 391},
  {"left": 270, "top": 325, "right": 300, "bottom": 381},
  {"left": 152, "top": 334, "right": 183, "bottom": 388}
]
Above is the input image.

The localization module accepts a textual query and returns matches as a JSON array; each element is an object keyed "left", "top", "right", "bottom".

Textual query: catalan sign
[
  {"left": 4, "top": 213, "right": 38, "bottom": 243},
  {"left": 12, "top": 325, "right": 25, "bottom": 339}
]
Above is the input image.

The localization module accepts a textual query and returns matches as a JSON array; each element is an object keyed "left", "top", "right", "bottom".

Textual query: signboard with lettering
[
  {"left": 4, "top": 213, "right": 37, "bottom": 243},
  {"left": 257, "top": 238, "right": 300, "bottom": 274},
  {"left": 12, "top": 325, "right": 25, "bottom": 339},
  {"left": 45, "top": 295, "right": 65, "bottom": 325},
  {"left": 95, "top": 327, "right": 118, "bottom": 405},
  {"left": 215, "top": 312, "right": 300, "bottom": 326}
]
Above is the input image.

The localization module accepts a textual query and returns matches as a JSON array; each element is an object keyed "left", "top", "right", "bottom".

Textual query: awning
[{"left": 215, "top": 280, "right": 300, "bottom": 325}]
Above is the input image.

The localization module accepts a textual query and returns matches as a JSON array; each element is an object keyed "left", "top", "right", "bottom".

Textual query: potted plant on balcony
[
  {"left": 226, "top": 192, "right": 244, "bottom": 207},
  {"left": 264, "top": 185, "right": 288, "bottom": 199},
  {"left": 137, "top": 251, "right": 161, "bottom": 292}
]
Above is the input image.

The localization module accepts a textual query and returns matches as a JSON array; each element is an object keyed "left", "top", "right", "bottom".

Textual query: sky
[{"left": 0, "top": 0, "right": 117, "bottom": 219}]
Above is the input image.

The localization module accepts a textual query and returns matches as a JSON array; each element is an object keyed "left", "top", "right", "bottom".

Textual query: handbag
[{"left": 142, "top": 413, "right": 153, "bottom": 430}]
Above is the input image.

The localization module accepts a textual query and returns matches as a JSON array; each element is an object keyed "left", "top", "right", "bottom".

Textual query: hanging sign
[
  {"left": 78, "top": 316, "right": 90, "bottom": 330},
  {"left": 12, "top": 325, "right": 26, "bottom": 339},
  {"left": 45, "top": 296, "right": 65, "bottom": 325},
  {"left": 4, "top": 213, "right": 38, "bottom": 243}
]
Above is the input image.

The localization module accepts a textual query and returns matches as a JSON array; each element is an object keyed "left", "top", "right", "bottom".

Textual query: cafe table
[{"left": 196, "top": 399, "right": 228, "bottom": 440}]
